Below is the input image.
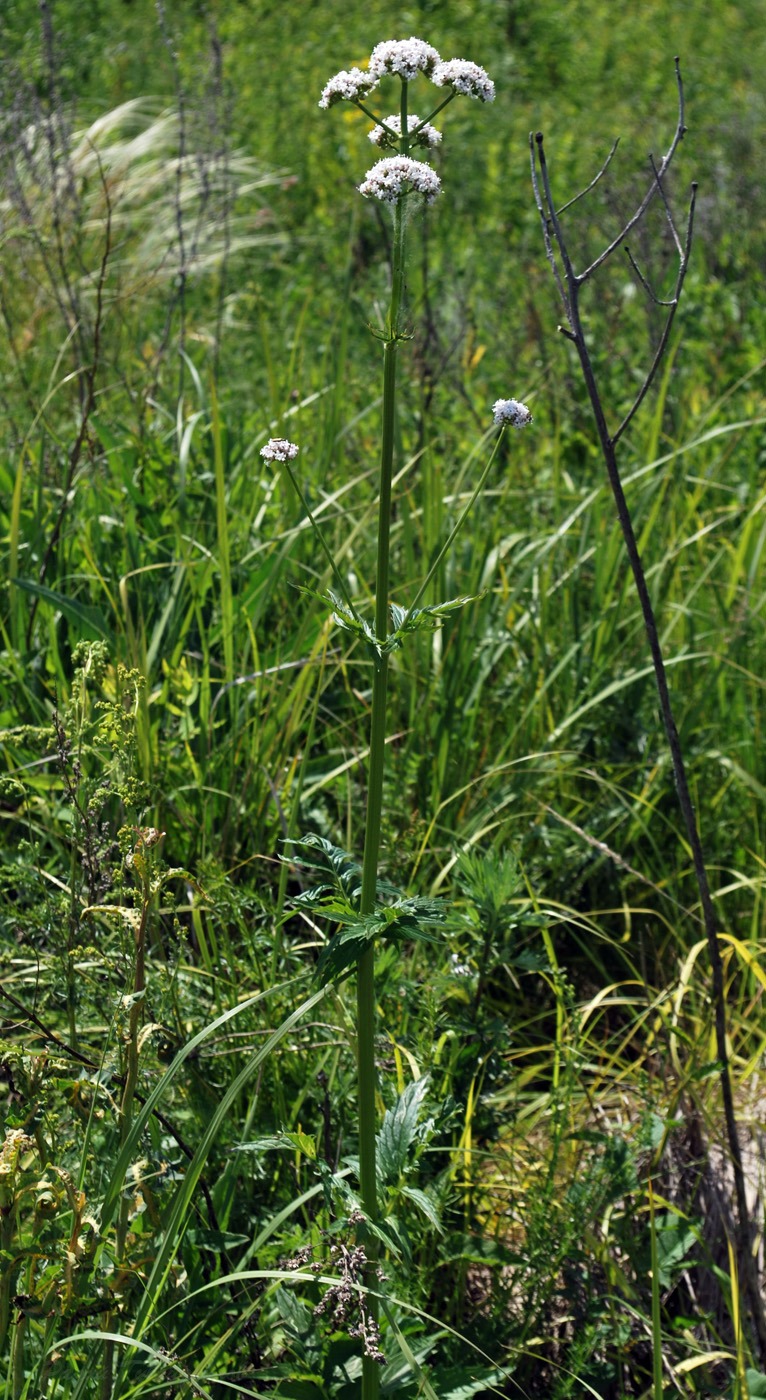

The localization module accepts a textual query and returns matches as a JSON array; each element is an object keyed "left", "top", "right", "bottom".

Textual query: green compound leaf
[
  {"left": 382, "top": 593, "right": 486, "bottom": 655},
  {"left": 302, "top": 589, "right": 484, "bottom": 657},
  {"left": 315, "top": 918, "right": 379, "bottom": 986},
  {"left": 314, "top": 896, "right": 444, "bottom": 987}
]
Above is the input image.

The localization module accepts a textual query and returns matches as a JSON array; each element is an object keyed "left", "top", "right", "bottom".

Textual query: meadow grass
[{"left": 2, "top": 2, "right": 766, "bottom": 1397}]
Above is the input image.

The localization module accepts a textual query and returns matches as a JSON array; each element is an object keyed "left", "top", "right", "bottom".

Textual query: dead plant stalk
[{"left": 530, "top": 58, "right": 766, "bottom": 1362}]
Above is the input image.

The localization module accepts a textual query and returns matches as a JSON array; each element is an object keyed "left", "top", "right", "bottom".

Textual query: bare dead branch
[
  {"left": 649, "top": 151, "right": 685, "bottom": 258},
  {"left": 577, "top": 56, "right": 687, "bottom": 284},
  {"left": 529, "top": 132, "right": 571, "bottom": 321},
  {"left": 530, "top": 61, "right": 766, "bottom": 1363},
  {"left": 624, "top": 245, "right": 676, "bottom": 305},
  {"left": 613, "top": 183, "right": 697, "bottom": 446},
  {"left": 556, "top": 137, "right": 620, "bottom": 216}
]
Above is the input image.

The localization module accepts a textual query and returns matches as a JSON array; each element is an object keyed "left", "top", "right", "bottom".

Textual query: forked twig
[
  {"left": 577, "top": 56, "right": 688, "bottom": 284},
  {"left": 530, "top": 61, "right": 766, "bottom": 1362}
]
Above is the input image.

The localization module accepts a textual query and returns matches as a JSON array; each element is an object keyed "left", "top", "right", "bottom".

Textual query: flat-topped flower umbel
[
  {"left": 319, "top": 35, "right": 495, "bottom": 196},
  {"left": 260, "top": 438, "right": 299, "bottom": 462},
  {"left": 359, "top": 156, "right": 441, "bottom": 205},
  {"left": 319, "top": 67, "right": 376, "bottom": 109},
  {"left": 433, "top": 58, "right": 495, "bottom": 103},
  {"left": 368, "top": 37, "right": 441, "bottom": 80},
  {"left": 493, "top": 398, "right": 533, "bottom": 428}
]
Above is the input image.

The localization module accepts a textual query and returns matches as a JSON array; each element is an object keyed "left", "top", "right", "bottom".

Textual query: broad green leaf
[
  {"left": 400, "top": 1184, "right": 442, "bottom": 1232},
  {"left": 315, "top": 919, "right": 378, "bottom": 986},
  {"left": 235, "top": 1132, "right": 317, "bottom": 1159},
  {"left": 377, "top": 1077, "right": 431, "bottom": 1185}
]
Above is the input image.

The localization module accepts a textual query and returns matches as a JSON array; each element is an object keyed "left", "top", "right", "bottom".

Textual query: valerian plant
[{"left": 271, "top": 35, "right": 532, "bottom": 1399}]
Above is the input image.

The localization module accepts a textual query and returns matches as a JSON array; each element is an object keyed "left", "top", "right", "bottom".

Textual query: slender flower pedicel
[{"left": 368, "top": 114, "right": 442, "bottom": 149}]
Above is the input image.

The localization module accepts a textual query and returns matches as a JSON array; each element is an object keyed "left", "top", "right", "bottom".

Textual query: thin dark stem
[
  {"left": 577, "top": 57, "right": 687, "bottom": 284},
  {"left": 649, "top": 152, "right": 684, "bottom": 257},
  {"left": 532, "top": 77, "right": 766, "bottom": 1362},
  {"left": 529, "top": 134, "right": 570, "bottom": 318},
  {"left": 556, "top": 137, "right": 620, "bottom": 216},
  {"left": 613, "top": 185, "right": 697, "bottom": 446},
  {"left": 624, "top": 246, "right": 676, "bottom": 305}
]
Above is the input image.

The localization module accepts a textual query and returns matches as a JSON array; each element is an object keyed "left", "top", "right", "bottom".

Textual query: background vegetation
[{"left": 1, "top": 1, "right": 765, "bottom": 1396}]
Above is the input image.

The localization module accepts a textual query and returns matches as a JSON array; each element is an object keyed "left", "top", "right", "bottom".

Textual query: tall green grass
[{"left": 2, "top": 1, "right": 766, "bottom": 1396}]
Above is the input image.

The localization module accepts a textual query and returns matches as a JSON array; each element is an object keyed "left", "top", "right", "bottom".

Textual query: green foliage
[{"left": 1, "top": 1, "right": 766, "bottom": 1397}]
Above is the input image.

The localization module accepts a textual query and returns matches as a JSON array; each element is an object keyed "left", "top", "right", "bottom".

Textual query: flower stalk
[
  {"left": 316, "top": 42, "right": 521, "bottom": 1394},
  {"left": 355, "top": 127, "right": 408, "bottom": 1400}
]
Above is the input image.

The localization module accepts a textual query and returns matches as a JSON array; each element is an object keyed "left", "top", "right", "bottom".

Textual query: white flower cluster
[
  {"left": 368, "top": 37, "right": 442, "bottom": 81},
  {"left": 433, "top": 59, "right": 495, "bottom": 103},
  {"left": 319, "top": 36, "right": 495, "bottom": 113},
  {"left": 358, "top": 156, "right": 442, "bottom": 205},
  {"left": 492, "top": 399, "right": 533, "bottom": 429},
  {"left": 368, "top": 114, "right": 442, "bottom": 149},
  {"left": 260, "top": 438, "right": 300, "bottom": 462},
  {"left": 319, "top": 67, "right": 376, "bottom": 109}
]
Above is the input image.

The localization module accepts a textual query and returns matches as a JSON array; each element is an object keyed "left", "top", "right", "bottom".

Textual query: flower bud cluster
[{"left": 312, "top": 1238, "right": 386, "bottom": 1364}]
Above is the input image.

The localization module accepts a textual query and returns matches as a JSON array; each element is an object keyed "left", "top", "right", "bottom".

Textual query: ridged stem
[{"left": 356, "top": 100, "right": 408, "bottom": 1400}]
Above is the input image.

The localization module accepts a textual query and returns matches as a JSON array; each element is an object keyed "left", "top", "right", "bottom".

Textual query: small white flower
[
  {"left": 319, "top": 67, "right": 377, "bottom": 109},
  {"left": 433, "top": 59, "right": 495, "bottom": 103},
  {"left": 449, "top": 952, "right": 472, "bottom": 977},
  {"left": 368, "top": 37, "right": 441, "bottom": 82},
  {"left": 260, "top": 438, "right": 300, "bottom": 462},
  {"left": 368, "top": 114, "right": 442, "bottom": 149},
  {"left": 493, "top": 398, "right": 533, "bottom": 429},
  {"left": 359, "top": 156, "right": 441, "bottom": 205}
]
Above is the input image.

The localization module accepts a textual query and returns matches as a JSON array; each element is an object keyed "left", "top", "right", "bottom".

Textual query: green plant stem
[
  {"left": 104, "top": 862, "right": 151, "bottom": 1400},
  {"left": 648, "top": 1182, "right": 663, "bottom": 1400},
  {"left": 356, "top": 111, "right": 408, "bottom": 1400},
  {"left": 404, "top": 428, "right": 502, "bottom": 624}
]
